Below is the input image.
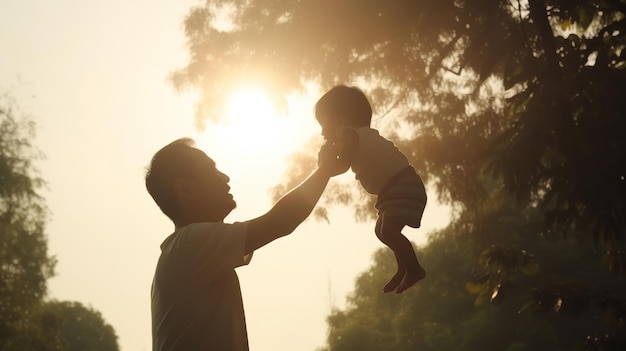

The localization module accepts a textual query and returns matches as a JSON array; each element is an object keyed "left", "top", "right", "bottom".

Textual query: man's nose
[{"left": 219, "top": 171, "right": 230, "bottom": 183}]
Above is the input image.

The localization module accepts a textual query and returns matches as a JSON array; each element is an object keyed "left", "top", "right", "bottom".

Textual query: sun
[
  {"left": 193, "top": 85, "right": 323, "bottom": 215},
  {"left": 225, "top": 88, "right": 277, "bottom": 137},
  {"left": 227, "top": 89, "right": 273, "bottom": 117},
  {"left": 222, "top": 88, "right": 288, "bottom": 155},
  {"left": 197, "top": 86, "right": 318, "bottom": 176}
]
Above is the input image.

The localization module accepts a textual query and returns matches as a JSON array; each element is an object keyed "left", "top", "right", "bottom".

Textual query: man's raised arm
[{"left": 244, "top": 142, "right": 343, "bottom": 254}]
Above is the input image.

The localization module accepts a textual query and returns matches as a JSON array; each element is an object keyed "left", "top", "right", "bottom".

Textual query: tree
[
  {"left": 5, "top": 300, "right": 119, "bottom": 351},
  {"left": 172, "top": 0, "right": 626, "bottom": 252},
  {"left": 319, "top": 208, "right": 626, "bottom": 351},
  {"left": 0, "top": 92, "right": 54, "bottom": 349},
  {"left": 0, "top": 93, "right": 120, "bottom": 350},
  {"left": 172, "top": 0, "right": 626, "bottom": 348},
  {"left": 34, "top": 301, "right": 119, "bottom": 351}
]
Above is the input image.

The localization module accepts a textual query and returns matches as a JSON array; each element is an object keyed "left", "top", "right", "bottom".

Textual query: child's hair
[
  {"left": 145, "top": 138, "right": 197, "bottom": 221},
  {"left": 315, "top": 85, "right": 372, "bottom": 127}
]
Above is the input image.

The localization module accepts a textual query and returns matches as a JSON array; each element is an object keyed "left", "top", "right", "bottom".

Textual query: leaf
[
  {"left": 553, "top": 297, "right": 563, "bottom": 313},
  {"left": 517, "top": 300, "right": 537, "bottom": 314},
  {"left": 465, "top": 281, "right": 485, "bottom": 294},
  {"left": 521, "top": 260, "right": 540, "bottom": 276},
  {"left": 490, "top": 284, "right": 502, "bottom": 302}
]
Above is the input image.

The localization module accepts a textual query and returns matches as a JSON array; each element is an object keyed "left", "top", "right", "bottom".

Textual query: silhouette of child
[{"left": 315, "top": 85, "right": 428, "bottom": 294}]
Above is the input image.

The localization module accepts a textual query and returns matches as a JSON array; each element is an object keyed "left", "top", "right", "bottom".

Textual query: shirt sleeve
[{"left": 175, "top": 222, "right": 251, "bottom": 283}]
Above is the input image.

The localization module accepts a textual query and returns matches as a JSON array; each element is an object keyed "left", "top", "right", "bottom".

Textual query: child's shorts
[{"left": 375, "top": 166, "right": 427, "bottom": 228}]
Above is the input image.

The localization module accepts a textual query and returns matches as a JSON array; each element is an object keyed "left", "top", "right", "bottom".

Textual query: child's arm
[{"left": 243, "top": 142, "right": 343, "bottom": 254}]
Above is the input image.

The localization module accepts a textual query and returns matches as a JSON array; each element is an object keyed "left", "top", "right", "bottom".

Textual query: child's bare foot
[
  {"left": 382, "top": 269, "right": 406, "bottom": 293},
  {"left": 395, "top": 267, "right": 426, "bottom": 294}
]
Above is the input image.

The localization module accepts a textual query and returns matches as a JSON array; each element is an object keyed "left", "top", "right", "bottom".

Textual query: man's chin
[{"left": 225, "top": 200, "right": 237, "bottom": 215}]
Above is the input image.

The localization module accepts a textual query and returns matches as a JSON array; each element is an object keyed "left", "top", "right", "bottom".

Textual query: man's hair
[
  {"left": 145, "top": 138, "right": 197, "bottom": 221},
  {"left": 315, "top": 85, "right": 372, "bottom": 127}
]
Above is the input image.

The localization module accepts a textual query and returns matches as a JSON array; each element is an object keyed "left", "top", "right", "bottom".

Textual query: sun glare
[
  {"left": 197, "top": 87, "right": 318, "bottom": 177},
  {"left": 226, "top": 88, "right": 276, "bottom": 131},
  {"left": 192, "top": 85, "right": 324, "bottom": 217},
  {"left": 224, "top": 88, "right": 284, "bottom": 151}
]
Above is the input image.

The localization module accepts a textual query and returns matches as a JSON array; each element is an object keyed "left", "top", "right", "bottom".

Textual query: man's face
[{"left": 188, "top": 149, "right": 236, "bottom": 221}]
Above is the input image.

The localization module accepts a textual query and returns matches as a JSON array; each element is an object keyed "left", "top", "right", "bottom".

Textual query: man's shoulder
[
  {"left": 161, "top": 222, "right": 248, "bottom": 250},
  {"left": 179, "top": 221, "right": 247, "bottom": 238}
]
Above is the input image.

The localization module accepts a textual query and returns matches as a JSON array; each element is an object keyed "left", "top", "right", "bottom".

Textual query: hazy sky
[{"left": 0, "top": 1, "right": 450, "bottom": 350}]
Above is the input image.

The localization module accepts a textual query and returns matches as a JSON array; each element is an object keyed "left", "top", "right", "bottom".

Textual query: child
[{"left": 315, "top": 85, "right": 428, "bottom": 294}]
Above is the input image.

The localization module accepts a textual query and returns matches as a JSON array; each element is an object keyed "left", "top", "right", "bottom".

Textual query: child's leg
[
  {"left": 374, "top": 218, "right": 406, "bottom": 293},
  {"left": 380, "top": 219, "right": 426, "bottom": 293}
]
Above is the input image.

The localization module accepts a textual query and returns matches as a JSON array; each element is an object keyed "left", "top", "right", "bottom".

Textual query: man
[{"left": 145, "top": 138, "right": 342, "bottom": 350}]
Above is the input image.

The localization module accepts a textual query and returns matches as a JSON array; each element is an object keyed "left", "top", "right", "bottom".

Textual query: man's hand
[{"left": 318, "top": 141, "right": 350, "bottom": 177}]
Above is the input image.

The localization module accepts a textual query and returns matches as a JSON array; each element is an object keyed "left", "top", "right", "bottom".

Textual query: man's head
[
  {"left": 145, "top": 138, "right": 236, "bottom": 226},
  {"left": 315, "top": 85, "right": 373, "bottom": 138}
]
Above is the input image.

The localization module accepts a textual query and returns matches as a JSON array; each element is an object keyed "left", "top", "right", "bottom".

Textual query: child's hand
[{"left": 318, "top": 141, "right": 348, "bottom": 177}]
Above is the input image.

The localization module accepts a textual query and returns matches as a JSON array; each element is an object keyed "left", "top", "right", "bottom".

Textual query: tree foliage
[
  {"left": 173, "top": 0, "right": 626, "bottom": 349},
  {"left": 5, "top": 300, "right": 119, "bottom": 351},
  {"left": 33, "top": 301, "right": 119, "bottom": 351},
  {"left": 318, "top": 208, "right": 626, "bottom": 351},
  {"left": 0, "top": 94, "right": 119, "bottom": 350},
  {"left": 173, "top": 0, "right": 626, "bottom": 248},
  {"left": 0, "top": 93, "right": 54, "bottom": 348}
]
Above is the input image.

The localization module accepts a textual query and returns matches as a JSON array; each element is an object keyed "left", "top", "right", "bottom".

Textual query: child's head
[{"left": 315, "top": 85, "right": 373, "bottom": 130}]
